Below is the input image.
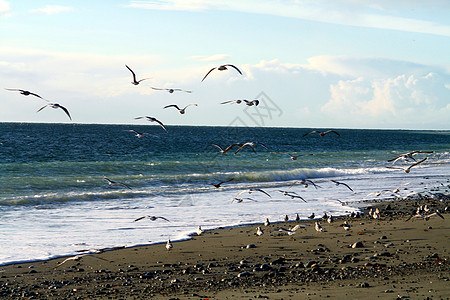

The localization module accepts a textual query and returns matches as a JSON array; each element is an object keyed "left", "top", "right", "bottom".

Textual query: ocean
[{"left": 0, "top": 123, "right": 449, "bottom": 265}]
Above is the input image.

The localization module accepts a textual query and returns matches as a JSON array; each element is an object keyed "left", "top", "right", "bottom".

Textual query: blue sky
[{"left": 1, "top": 1, "right": 449, "bottom": 129}]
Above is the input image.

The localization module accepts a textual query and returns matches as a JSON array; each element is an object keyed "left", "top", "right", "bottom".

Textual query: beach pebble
[
  {"left": 246, "top": 244, "right": 256, "bottom": 249},
  {"left": 352, "top": 242, "right": 364, "bottom": 248},
  {"left": 238, "top": 271, "right": 252, "bottom": 278}
]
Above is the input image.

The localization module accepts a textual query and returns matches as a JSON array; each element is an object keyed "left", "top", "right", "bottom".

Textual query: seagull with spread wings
[
  {"left": 330, "top": 180, "right": 354, "bottom": 192},
  {"left": 126, "top": 65, "right": 150, "bottom": 85},
  {"left": 104, "top": 177, "right": 131, "bottom": 189},
  {"left": 133, "top": 215, "right": 170, "bottom": 222},
  {"left": 53, "top": 254, "right": 109, "bottom": 269},
  {"left": 287, "top": 153, "right": 314, "bottom": 160},
  {"left": 5, "top": 88, "right": 46, "bottom": 100},
  {"left": 151, "top": 87, "right": 191, "bottom": 93},
  {"left": 303, "top": 130, "right": 340, "bottom": 137},
  {"left": 125, "top": 129, "right": 159, "bottom": 139},
  {"left": 37, "top": 103, "right": 72, "bottom": 120},
  {"left": 210, "top": 178, "right": 234, "bottom": 188},
  {"left": 201, "top": 64, "right": 243, "bottom": 82},
  {"left": 386, "top": 157, "right": 428, "bottom": 173},
  {"left": 135, "top": 116, "right": 168, "bottom": 133},
  {"left": 388, "top": 151, "right": 434, "bottom": 164},
  {"left": 163, "top": 104, "right": 198, "bottom": 114}
]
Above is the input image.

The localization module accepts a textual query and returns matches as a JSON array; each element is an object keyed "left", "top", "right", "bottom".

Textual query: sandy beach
[{"left": 1, "top": 194, "right": 449, "bottom": 299}]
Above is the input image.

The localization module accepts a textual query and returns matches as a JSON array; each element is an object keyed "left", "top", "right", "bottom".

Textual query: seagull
[
  {"left": 126, "top": 65, "right": 150, "bottom": 85},
  {"left": 276, "top": 224, "right": 305, "bottom": 235},
  {"left": 197, "top": 226, "right": 203, "bottom": 236},
  {"left": 210, "top": 178, "right": 234, "bottom": 188},
  {"left": 163, "top": 104, "right": 198, "bottom": 114},
  {"left": 386, "top": 157, "right": 428, "bottom": 173},
  {"left": 341, "top": 221, "right": 351, "bottom": 231},
  {"left": 308, "top": 213, "right": 315, "bottom": 220},
  {"left": 330, "top": 180, "right": 354, "bottom": 192},
  {"left": 278, "top": 190, "right": 307, "bottom": 202},
  {"left": 243, "top": 100, "right": 259, "bottom": 106},
  {"left": 151, "top": 87, "right": 191, "bottom": 93},
  {"left": 53, "top": 254, "right": 109, "bottom": 269},
  {"left": 231, "top": 197, "right": 255, "bottom": 203},
  {"left": 220, "top": 100, "right": 243, "bottom": 105},
  {"left": 287, "top": 153, "right": 314, "bottom": 160},
  {"left": 125, "top": 129, "right": 159, "bottom": 139},
  {"left": 388, "top": 151, "right": 434, "bottom": 164},
  {"left": 405, "top": 210, "right": 444, "bottom": 222},
  {"left": 104, "top": 177, "right": 131, "bottom": 189},
  {"left": 37, "top": 103, "right": 72, "bottom": 120},
  {"left": 303, "top": 130, "right": 340, "bottom": 137},
  {"left": 133, "top": 215, "right": 170, "bottom": 222},
  {"left": 201, "top": 64, "right": 243, "bottom": 82},
  {"left": 5, "top": 88, "right": 46, "bottom": 100},
  {"left": 284, "top": 215, "right": 289, "bottom": 222},
  {"left": 256, "top": 226, "right": 264, "bottom": 236},
  {"left": 235, "top": 188, "right": 271, "bottom": 199},
  {"left": 290, "top": 179, "right": 321, "bottom": 189},
  {"left": 134, "top": 116, "right": 168, "bottom": 133},
  {"left": 166, "top": 239, "right": 173, "bottom": 251},
  {"left": 264, "top": 218, "right": 270, "bottom": 226},
  {"left": 315, "top": 221, "right": 324, "bottom": 232},
  {"left": 210, "top": 143, "right": 246, "bottom": 154},
  {"left": 295, "top": 213, "right": 300, "bottom": 222},
  {"left": 234, "top": 142, "right": 269, "bottom": 155},
  {"left": 327, "top": 215, "right": 334, "bottom": 223}
]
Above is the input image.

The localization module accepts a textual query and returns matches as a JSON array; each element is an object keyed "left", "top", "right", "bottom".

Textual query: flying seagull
[
  {"left": 37, "top": 103, "right": 72, "bottom": 120},
  {"left": 125, "top": 129, "right": 159, "bottom": 139},
  {"left": 405, "top": 210, "right": 444, "bottom": 222},
  {"left": 287, "top": 153, "right": 314, "bottom": 160},
  {"left": 53, "top": 254, "right": 109, "bottom": 269},
  {"left": 330, "top": 180, "right": 354, "bottom": 192},
  {"left": 133, "top": 215, "right": 170, "bottom": 222},
  {"left": 235, "top": 188, "right": 271, "bottom": 198},
  {"left": 135, "top": 116, "right": 168, "bottom": 133},
  {"left": 234, "top": 142, "right": 269, "bottom": 155},
  {"left": 210, "top": 178, "right": 234, "bottom": 188},
  {"left": 278, "top": 190, "right": 307, "bottom": 202},
  {"left": 151, "top": 87, "right": 192, "bottom": 93},
  {"left": 5, "top": 88, "right": 46, "bottom": 100},
  {"left": 211, "top": 143, "right": 250, "bottom": 154},
  {"left": 163, "top": 104, "right": 198, "bottom": 114},
  {"left": 201, "top": 64, "right": 243, "bottom": 82},
  {"left": 388, "top": 151, "right": 434, "bottom": 164},
  {"left": 290, "top": 179, "right": 321, "bottom": 189},
  {"left": 104, "top": 177, "right": 131, "bottom": 189},
  {"left": 126, "top": 65, "right": 150, "bottom": 85},
  {"left": 303, "top": 130, "right": 340, "bottom": 137},
  {"left": 386, "top": 157, "right": 428, "bottom": 173},
  {"left": 243, "top": 100, "right": 259, "bottom": 106}
]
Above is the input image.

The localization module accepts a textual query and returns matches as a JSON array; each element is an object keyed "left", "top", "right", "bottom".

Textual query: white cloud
[
  {"left": 30, "top": 5, "right": 74, "bottom": 15},
  {"left": 0, "top": 0, "right": 10, "bottom": 15},
  {"left": 128, "top": 0, "right": 450, "bottom": 37}
]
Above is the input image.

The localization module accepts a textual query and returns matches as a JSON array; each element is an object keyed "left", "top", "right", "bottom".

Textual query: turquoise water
[{"left": 0, "top": 123, "right": 449, "bottom": 264}]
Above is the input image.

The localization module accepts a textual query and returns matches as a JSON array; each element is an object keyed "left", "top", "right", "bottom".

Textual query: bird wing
[
  {"left": 225, "top": 64, "right": 243, "bottom": 75},
  {"left": 126, "top": 65, "right": 137, "bottom": 81},
  {"left": 256, "top": 142, "right": 269, "bottom": 151},
  {"left": 223, "top": 143, "right": 241, "bottom": 154},
  {"left": 57, "top": 104, "right": 72, "bottom": 120},
  {"left": 201, "top": 67, "right": 216, "bottom": 82},
  {"left": 153, "top": 118, "right": 168, "bottom": 133},
  {"left": 220, "top": 178, "right": 234, "bottom": 185},
  {"left": 151, "top": 87, "right": 164, "bottom": 91},
  {"left": 211, "top": 143, "right": 224, "bottom": 152},
  {"left": 183, "top": 104, "right": 198, "bottom": 110},
  {"left": 387, "top": 154, "right": 406, "bottom": 163},
  {"left": 36, "top": 104, "right": 49, "bottom": 113},
  {"left": 251, "top": 188, "right": 271, "bottom": 198},
  {"left": 158, "top": 216, "right": 171, "bottom": 222},
  {"left": 410, "top": 157, "right": 428, "bottom": 168},
  {"left": 134, "top": 216, "right": 147, "bottom": 222},
  {"left": 220, "top": 100, "right": 237, "bottom": 104},
  {"left": 325, "top": 130, "right": 340, "bottom": 136},
  {"left": 302, "top": 130, "right": 319, "bottom": 137},
  {"left": 234, "top": 144, "right": 256, "bottom": 155},
  {"left": 164, "top": 104, "right": 180, "bottom": 110}
]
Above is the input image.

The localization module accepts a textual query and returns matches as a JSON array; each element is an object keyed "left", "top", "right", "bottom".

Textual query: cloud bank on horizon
[{"left": 0, "top": 1, "right": 449, "bottom": 130}]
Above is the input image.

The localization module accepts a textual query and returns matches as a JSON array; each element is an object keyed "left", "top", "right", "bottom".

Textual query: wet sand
[{"left": 1, "top": 195, "right": 449, "bottom": 299}]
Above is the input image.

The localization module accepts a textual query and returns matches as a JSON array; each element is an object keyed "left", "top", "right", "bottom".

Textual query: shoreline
[{"left": 1, "top": 194, "right": 449, "bottom": 299}]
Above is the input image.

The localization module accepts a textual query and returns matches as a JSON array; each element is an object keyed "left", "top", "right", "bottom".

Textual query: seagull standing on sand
[
  {"left": 386, "top": 157, "right": 428, "bottom": 173},
  {"left": 264, "top": 218, "right": 270, "bottom": 226},
  {"left": 133, "top": 215, "right": 170, "bottom": 222},
  {"left": 126, "top": 65, "right": 150, "bottom": 85},
  {"left": 104, "top": 177, "right": 131, "bottom": 189},
  {"left": 166, "top": 239, "right": 173, "bottom": 251},
  {"left": 315, "top": 221, "right": 324, "bottom": 232},
  {"left": 303, "top": 130, "right": 340, "bottom": 137},
  {"left": 308, "top": 213, "right": 315, "bottom": 220},
  {"left": 163, "top": 104, "right": 198, "bottom": 114},
  {"left": 5, "top": 88, "right": 46, "bottom": 100},
  {"left": 197, "top": 226, "right": 203, "bottom": 236},
  {"left": 201, "top": 64, "right": 243, "bottom": 82},
  {"left": 134, "top": 116, "right": 168, "bottom": 133},
  {"left": 342, "top": 221, "right": 351, "bottom": 231},
  {"left": 37, "top": 103, "right": 72, "bottom": 120},
  {"left": 284, "top": 215, "right": 289, "bottom": 222},
  {"left": 256, "top": 226, "right": 264, "bottom": 236}
]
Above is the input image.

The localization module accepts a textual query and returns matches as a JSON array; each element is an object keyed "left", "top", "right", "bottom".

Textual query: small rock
[
  {"left": 352, "top": 241, "right": 364, "bottom": 248},
  {"left": 238, "top": 271, "right": 252, "bottom": 278},
  {"left": 246, "top": 244, "right": 256, "bottom": 249}
]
